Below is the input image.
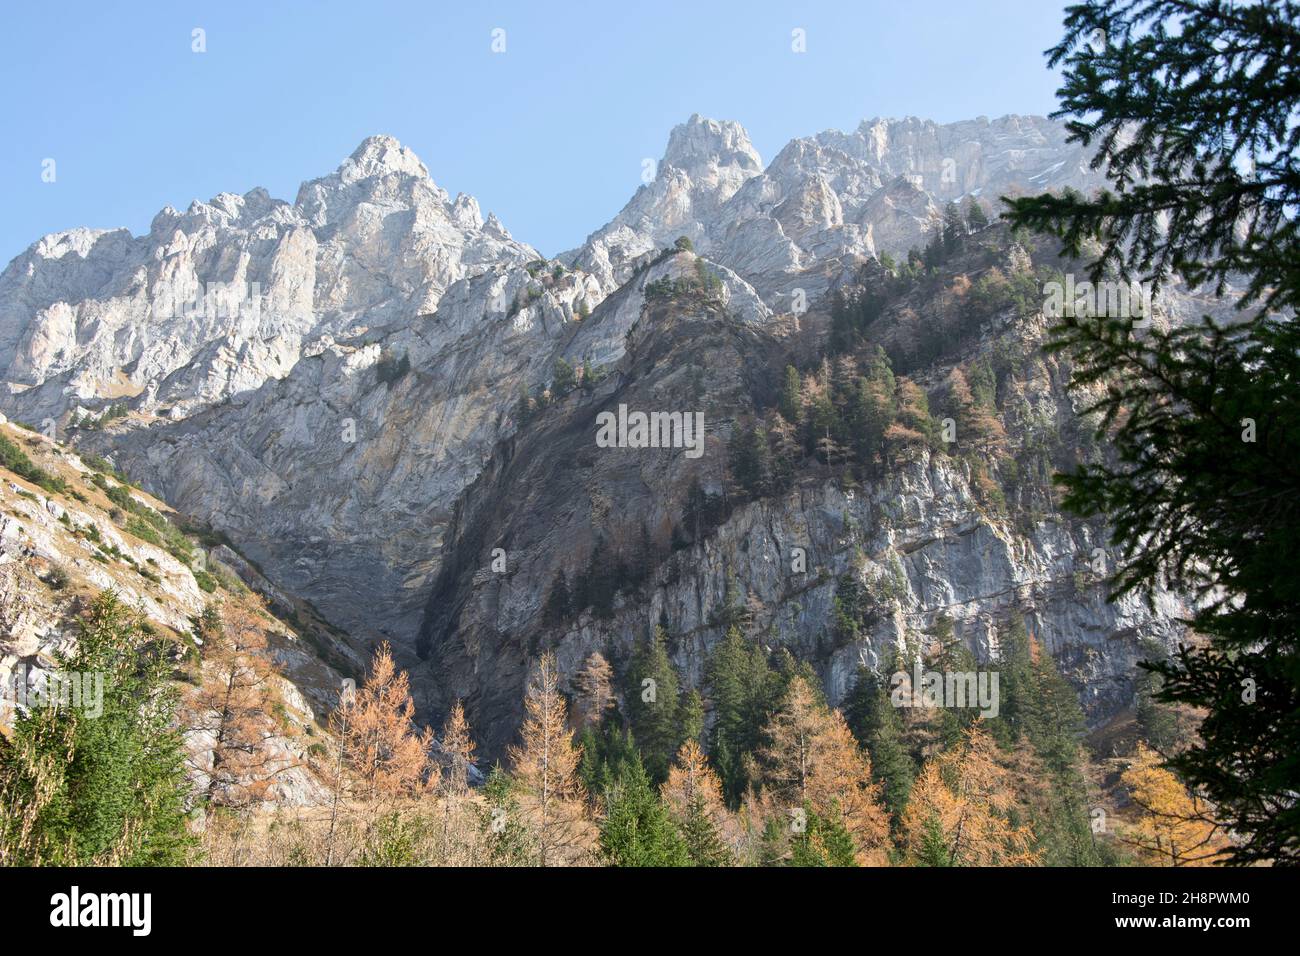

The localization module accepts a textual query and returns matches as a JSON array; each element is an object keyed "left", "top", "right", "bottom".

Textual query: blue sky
[{"left": 0, "top": 1, "right": 1071, "bottom": 263}]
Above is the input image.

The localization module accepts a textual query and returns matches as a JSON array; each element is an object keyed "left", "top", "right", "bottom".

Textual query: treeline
[{"left": 0, "top": 588, "right": 1217, "bottom": 866}]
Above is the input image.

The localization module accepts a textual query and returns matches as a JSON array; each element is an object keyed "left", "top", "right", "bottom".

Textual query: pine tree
[
  {"left": 844, "top": 667, "right": 915, "bottom": 823},
  {"left": 678, "top": 687, "right": 705, "bottom": 745},
  {"left": 599, "top": 756, "right": 689, "bottom": 867},
  {"left": 964, "top": 196, "right": 989, "bottom": 231},
  {"left": 915, "top": 813, "right": 952, "bottom": 867},
  {"left": 779, "top": 365, "right": 803, "bottom": 425},
  {"left": 1134, "top": 641, "right": 1179, "bottom": 753},
  {"left": 515, "top": 386, "right": 533, "bottom": 425},
  {"left": 552, "top": 357, "right": 577, "bottom": 395},
  {"left": 941, "top": 201, "right": 966, "bottom": 254},
  {"left": 789, "top": 804, "right": 859, "bottom": 867},
  {"left": 0, "top": 591, "right": 194, "bottom": 865},
  {"left": 625, "top": 626, "right": 683, "bottom": 782},
  {"left": 542, "top": 569, "right": 572, "bottom": 626},
  {"left": 728, "top": 422, "right": 772, "bottom": 497},
  {"left": 1004, "top": 0, "right": 1300, "bottom": 865},
  {"left": 508, "top": 652, "right": 588, "bottom": 865},
  {"left": 992, "top": 621, "right": 1103, "bottom": 864},
  {"left": 578, "top": 721, "right": 638, "bottom": 796},
  {"left": 475, "top": 765, "right": 535, "bottom": 866},
  {"left": 706, "top": 625, "right": 780, "bottom": 805}
]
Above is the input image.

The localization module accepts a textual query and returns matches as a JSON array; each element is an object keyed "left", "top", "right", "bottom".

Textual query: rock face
[
  {"left": 568, "top": 113, "right": 1106, "bottom": 302},
  {"left": 1, "top": 114, "right": 1170, "bottom": 758},
  {"left": 0, "top": 135, "right": 537, "bottom": 425},
  {"left": 412, "top": 279, "right": 1188, "bottom": 757}
]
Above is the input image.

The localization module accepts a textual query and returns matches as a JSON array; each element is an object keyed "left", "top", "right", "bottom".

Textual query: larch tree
[
  {"left": 439, "top": 699, "right": 476, "bottom": 799},
  {"left": 573, "top": 652, "right": 615, "bottom": 729},
  {"left": 662, "top": 739, "right": 731, "bottom": 866},
  {"left": 758, "top": 676, "right": 890, "bottom": 865},
  {"left": 435, "top": 699, "right": 477, "bottom": 864},
  {"left": 1120, "top": 743, "right": 1228, "bottom": 866},
  {"left": 184, "top": 599, "right": 289, "bottom": 817},
  {"left": 902, "top": 724, "right": 1039, "bottom": 867},
  {"left": 508, "top": 651, "right": 588, "bottom": 865},
  {"left": 335, "top": 642, "right": 433, "bottom": 811}
]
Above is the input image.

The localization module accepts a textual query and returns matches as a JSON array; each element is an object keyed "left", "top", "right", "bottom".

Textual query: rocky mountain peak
[
  {"left": 661, "top": 114, "right": 763, "bottom": 181},
  {"left": 340, "top": 133, "right": 431, "bottom": 183}
]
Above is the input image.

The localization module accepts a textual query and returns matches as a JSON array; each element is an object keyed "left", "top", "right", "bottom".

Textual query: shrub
[{"left": 0, "top": 434, "right": 66, "bottom": 495}]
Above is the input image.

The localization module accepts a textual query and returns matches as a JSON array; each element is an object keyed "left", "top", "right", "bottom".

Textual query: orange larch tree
[
  {"left": 184, "top": 599, "right": 291, "bottom": 817},
  {"left": 758, "top": 676, "right": 890, "bottom": 864},
  {"left": 1120, "top": 743, "right": 1228, "bottom": 866},
  {"left": 902, "top": 723, "right": 1039, "bottom": 866},
  {"left": 573, "top": 652, "right": 614, "bottom": 728},
  {"left": 334, "top": 641, "right": 434, "bottom": 809},
  {"left": 508, "top": 651, "right": 588, "bottom": 865}
]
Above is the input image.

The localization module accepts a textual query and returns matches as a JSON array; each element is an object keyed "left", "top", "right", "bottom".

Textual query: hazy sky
[{"left": 0, "top": 0, "right": 1071, "bottom": 262}]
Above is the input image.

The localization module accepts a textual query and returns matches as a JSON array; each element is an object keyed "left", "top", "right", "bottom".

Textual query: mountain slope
[{"left": 0, "top": 114, "right": 1172, "bottom": 754}]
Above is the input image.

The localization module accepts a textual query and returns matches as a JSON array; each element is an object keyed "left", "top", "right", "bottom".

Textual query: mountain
[
  {"left": 568, "top": 113, "right": 1107, "bottom": 302},
  {"left": 0, "top": 114, "right": 1178, "bottom": 761},
  {"left": 0, "top": 135, "right": 538, "bottom": 424},
  {"left": 0, "top": 415, "right": 352, "bottom": 805}
]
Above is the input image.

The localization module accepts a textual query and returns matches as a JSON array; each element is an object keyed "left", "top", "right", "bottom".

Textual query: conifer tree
[
  {"left": 184, "top": 599, "right": 288, "bottom": 817},
  {"left": 335, "top": 642, "right": 434, "bottom": 812},
  {"left": 578, "top": 721, "right": 638, "bottom": 796},
  {"left": 941, "top": 201, "right": 966, "bottom": 254},
  {"left": 758, "top": 677, "right": 890, "bottom": 864},
  {"left": 474, "top": 765, "right": 535, "bottom": 866},
  {"left": 552, "top": 356, "right": 577, "bottom": 395},
  {"left": 1004, "top": 0, "right": 1300, "bottom": 864},
  {"left": 1120, "top": 743, "right": 1228, "bottom": 866},
  {"left": 789, "top": 804, "right": 859, "bottom": 867},
  {"left": 573, "top": 651, "right": 614, "bottom": 728},
  {"left": 542, "top": 569, "right": 572, "bottom": 626},
  {"left": 662, "top": 740, "right": 731, "bottom": 865},
  {"left": 844, "top": 667, "right": 915, "bottom": 822},
  {"left": 706, "top": 625, "right": 781, "bottom": 804},
  {"left": 779, "top": 365, "right": 804, "bottom": 425},
  {"left": 0, "top": 591, "right": 194, "bottom": 865},
  {"left": 767, "top": 411, "right": 802, "bottom": 488},
  {"left": 1134, "top": 640, "right": 1179, "bottom": 753},
  {"left": 901, "top": 724, "right": 1039, "bottom": 866},
  {"left": 509, "top": 652, "right": 588, "bottom": 865},
  {"left": 439, "top": 700, "right": 476, "bottom": 799},
  {"left": 625, "top": 626, "right": 683, "bottom": 782},
  {"left": 599, "top": 755, "right": 689, "bottom": 867},
  {"left": 678, "top": 687, "right": 705, "bottom": 745}
]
